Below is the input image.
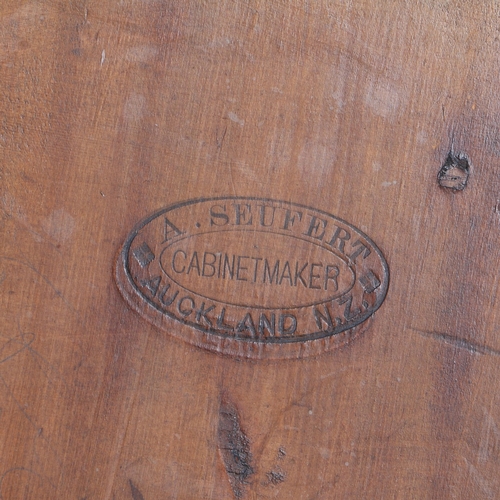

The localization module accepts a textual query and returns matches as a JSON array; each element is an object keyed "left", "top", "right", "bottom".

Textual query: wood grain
[{"left": 2, "top": 0, "right": 500, "bottom": 498}]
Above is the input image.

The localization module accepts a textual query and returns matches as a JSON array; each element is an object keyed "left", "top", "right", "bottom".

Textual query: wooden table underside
[{"left": 1, "top": 1, "right": 500, "bottom": 498}]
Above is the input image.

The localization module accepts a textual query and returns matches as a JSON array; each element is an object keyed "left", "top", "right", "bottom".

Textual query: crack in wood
[{"left": 411, "top": 327, "right": 500, "bottom": 357}]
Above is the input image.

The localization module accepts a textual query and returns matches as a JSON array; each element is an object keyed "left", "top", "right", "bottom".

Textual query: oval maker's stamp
[{"left": 115, "top": 197, "right": 389, "bottom": 359}]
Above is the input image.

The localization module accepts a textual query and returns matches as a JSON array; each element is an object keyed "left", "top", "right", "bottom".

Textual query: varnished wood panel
[{"left": 2, "top": 1, "right": 500, "bottom": 498}]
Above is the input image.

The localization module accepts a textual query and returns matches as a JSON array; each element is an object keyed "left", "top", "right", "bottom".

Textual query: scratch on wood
[
  {"left": 0, "top": 467, "right": 57, "bottom": 497},
  {"left": 0, "top": 332, "right": 35, "bottom": 365},
  {"left": 216, "top": 126, "right": 227, "bottom": 150},
  {"left": 465, "top": 459, "right": 495, "bottom": 498},
  {"left": 129, "top": 479, "right": 145, "bottom": 500},
  {"left": 0, "top": 371, "right": 63, "bottom": 466},
  {"left": 218, "top": 398, "right": 254, "bottom": 498},
  {"left": 0, "top": 256, "right": 76, "bottom": 313},
  {"left": 0, "top": 320, "right": 69, "bottom": 398},
  {"left": 410, "top": 327, "right": 500, "bottom": 358},
  {"left": 479, "top": 408, "right": 500, "bottom": 463}
]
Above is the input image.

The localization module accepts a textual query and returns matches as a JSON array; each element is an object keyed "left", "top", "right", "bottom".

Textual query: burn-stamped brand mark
[{"left": 116, "top": 197, "right": 389, "bottom": 358}]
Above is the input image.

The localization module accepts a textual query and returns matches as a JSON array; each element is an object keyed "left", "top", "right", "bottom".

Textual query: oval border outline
[{"left": 118, "top": 196, "right": 390, "bottom": 345}]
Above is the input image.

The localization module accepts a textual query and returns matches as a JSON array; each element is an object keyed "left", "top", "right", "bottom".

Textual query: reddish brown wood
[{"left": 2, "top": 1, "right": 500, "bottom": 498}]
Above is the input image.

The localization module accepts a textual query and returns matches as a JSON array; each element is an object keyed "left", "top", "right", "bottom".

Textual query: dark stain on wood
[
  {"left": 129, "top": 479, "right": 145, "bottom": 500},
  {"left": 266, "top": 468, "right": 286, "bottom": 485},
  {"left": 218, "top": 398, "right": 254, "bottom": 498}
]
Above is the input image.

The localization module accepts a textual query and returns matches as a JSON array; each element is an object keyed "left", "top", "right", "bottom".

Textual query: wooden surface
[{"left": 2, "top": 1, "right": 500, "bottom": 498}]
